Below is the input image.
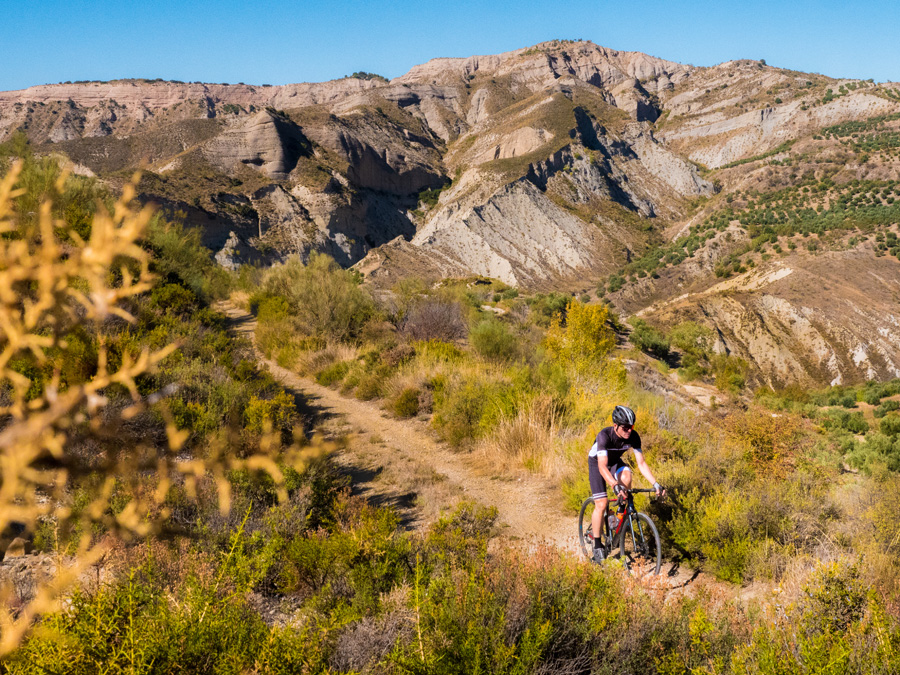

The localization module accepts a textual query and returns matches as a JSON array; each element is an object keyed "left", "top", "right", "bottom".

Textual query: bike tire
[
  {"left": 577, "top": 497, "right": 595, "bottom": 559},
  {"left": 617, "top": 512, "right": 661, "bottom": 575}
]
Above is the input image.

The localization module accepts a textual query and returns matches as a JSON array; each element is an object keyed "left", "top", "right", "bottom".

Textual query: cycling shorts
[{"left": 588, "top": 457, "right": 631, "bottom": 500}]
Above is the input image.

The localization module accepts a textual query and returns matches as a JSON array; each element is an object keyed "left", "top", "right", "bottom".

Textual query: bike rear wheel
[
  {"left": 579, "top": 497, "right": 615, "bottom": 559},
  {"left": 577, "top": 497, "right": 595, "bottom": 559},
  {"left": 616, "top": 512, "right": 661, "bottom": 575}
]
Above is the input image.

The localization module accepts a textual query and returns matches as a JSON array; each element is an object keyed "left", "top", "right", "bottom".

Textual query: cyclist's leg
[
  {"left": 588, "top": 457, "right": 608, "bottom": 550},
  {"left": 617, "top": 466, "right": 633, "bottom": 491},
  {"left": 591, "top": 496, "right": 608, "bottom": 545}
]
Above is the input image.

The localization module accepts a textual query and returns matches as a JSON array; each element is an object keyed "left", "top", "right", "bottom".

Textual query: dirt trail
[
  {"left": 219, "top": 303, "right": 575, "bottom": 550},
  {"left": 219, "top": 304, "right": 709, "bottom": 595}
]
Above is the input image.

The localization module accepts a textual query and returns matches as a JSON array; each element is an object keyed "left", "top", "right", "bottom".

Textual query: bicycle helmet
[{"left": 612, "top": 405, "right": 636, "bottom": 427}]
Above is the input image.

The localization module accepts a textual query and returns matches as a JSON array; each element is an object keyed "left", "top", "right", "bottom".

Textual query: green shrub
[
  {"left": 316, "top": 360, "right": 350, "bottom": 386},
  {"left": 543, "top": 301, "right": 615, "bottom": 374},
  {"left": 244, "top": 390, "right": 297, "bottom": 435},
  {"left": 169, "top": 397, "right": 221, "bottom": 437},
  {"left": 279, "top": 497, "right": 411, "bottom": 617},
  {"left": 255, "top": 294, "right": 291, "bottom": 322},
  {"left": 526, "top": 292, "right": 571, "bottom": 325},
  {"left": 881, "top": 414, "right": 900, "bottom": 437},
  {"left": 875, "top": 400, "right": 900, "bottom": 418},
  {"left": 418, "top": 185, "right": 446, "bottom": 208},
  {"left": 392, "top": 387, "right": 420, "bottom": 417},
  {"left": 145, "top": 216, "right": 232, "bottom": 301},
  {"left": 148, "top": 282, "right": 198, "bottom": 317},
  {"left": 821, "top": 409, "right": 870, "bottom": 434},
  {"left": 432, "top": 378, "right": 498, "bottom": 446},
  {"left": 863, "top": 386, "right": 885, "bottom": 406},
  {"left": 799, "top": 560, "right": 866, "bottom": 634},
  {"left": 710, "top": 354, "right": 750, "bottom": 392},
  {"left": 732, "top": 560, "right": 899, "bottom": 673},
  {"left": 255, "top": 316, "right": 301, "bottom": 366},
  {"left": 415, "top": 339, "right": 464, "bottom": 362},
  {"left": 839, "top": 392, "right": 858, "bottom": 408},
  {"left": 264, "top": 253, "right": 374, "bottom": 340},
  {"left": 354, "top": 370, "right": 386, "bottom": 400},
  {"left": 669, "top": 321, "right": 713, "bottom": 354},
  {"left": 628, "top": 318, "right": 670, "bottom": 358},
  {"left": 7, "top": 513, "right": 282, "bottom": 670},
  {"left": 470, "top": 319, "right": 517, "bottom": 362}
]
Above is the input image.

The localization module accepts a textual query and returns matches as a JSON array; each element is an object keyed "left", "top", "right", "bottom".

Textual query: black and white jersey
[{"left": 588, "top": 426, "right": 642, "bottom": 466}]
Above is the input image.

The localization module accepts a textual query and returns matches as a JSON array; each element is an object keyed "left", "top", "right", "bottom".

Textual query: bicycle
[{"left": 577, "top": 488, "right": 661, "bottom": 575}]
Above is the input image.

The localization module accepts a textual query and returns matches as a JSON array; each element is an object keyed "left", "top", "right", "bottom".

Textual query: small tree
[
  {"left": 400, "top": 298, "right": 467, "bottom": 342},
  {"left": 543, "top": 301, "right": 615, "bottom": 375}
]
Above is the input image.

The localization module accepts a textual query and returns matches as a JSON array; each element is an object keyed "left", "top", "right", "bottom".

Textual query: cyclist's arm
[
  {"left": 597, "top": 455, "right": 618, "bottom": 490},
  {"left": 634, "top": 451, "right": 664, "bottom": 494}
]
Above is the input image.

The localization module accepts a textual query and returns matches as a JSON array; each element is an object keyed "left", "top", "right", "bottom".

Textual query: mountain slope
[{"left": 2, "top": 39, "right": 900, "bottom": 385}]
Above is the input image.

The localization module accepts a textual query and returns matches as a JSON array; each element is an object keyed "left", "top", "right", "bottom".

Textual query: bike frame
[
  {"left": 578, "top": 487, "right": 662, "bottom": 574},
  {"left": 604, "top": 488, "right": 655, "bottom": 551}
]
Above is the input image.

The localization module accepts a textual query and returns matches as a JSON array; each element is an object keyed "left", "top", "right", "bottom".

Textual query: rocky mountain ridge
[{"left": 3, "top": 39, "right": 900, "bottom": 387}]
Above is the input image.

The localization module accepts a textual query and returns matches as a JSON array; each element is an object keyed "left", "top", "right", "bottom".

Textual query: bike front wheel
[{"left": 616, "top": 512, "right": 661, "bottom": 575}]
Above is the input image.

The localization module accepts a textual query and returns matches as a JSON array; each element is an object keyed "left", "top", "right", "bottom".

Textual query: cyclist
[{"left": 588, "top": 405, "right": 665, "bottom": 563}]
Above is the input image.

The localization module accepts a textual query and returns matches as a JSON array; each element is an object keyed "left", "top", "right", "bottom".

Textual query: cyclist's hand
[
  {"left": 653, "top": 482, "right": 666, "bottom": 498},
  {"left": 614, "top": 484, "right": 626, "bottom": 503}
]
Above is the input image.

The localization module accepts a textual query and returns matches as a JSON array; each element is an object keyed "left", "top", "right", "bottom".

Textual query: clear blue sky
[{"left": 3, "top": 0, "right": 898, "bottom": 91}]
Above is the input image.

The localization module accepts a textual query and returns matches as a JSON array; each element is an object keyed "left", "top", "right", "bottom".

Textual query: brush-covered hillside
[
  {"left": 2, "top": 39, "right": 899, "bottom": 386},
  {"left": 5, "top": 141, "right": 900, "bottom": 673}
]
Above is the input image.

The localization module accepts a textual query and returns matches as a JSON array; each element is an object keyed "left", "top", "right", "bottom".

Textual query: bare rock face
[
  {"left": 251, "top": 184, "right": 332, "bottom": 262},
  {"left": 48, "top": 115, "right": 81, "bottom": 143},
  {"left": 470, "top": 126, "right": 555, "bottom": 165},
  {"left": 296, "top": 103, "right": 446, "bottom": 196},
  {"left": 408, "top": 180, "right": 614, "bottom": 285},
  {"left": 214, "top": 231, "right": 244, "bottom": 270},
  {"left": 611, "top": 79, "right": 660, "bottom": 122},
  {"left": 354, "top": 235, "right": 471, "bottom": 287},
  {"left": 341, "top": 134, "right": 443, "bottom": 194},
  {"left": 657, "top": 60, "right": 900, "bottom": 168},
  {"left": 289, "top": 182, "right": 416, "bottom": 266},
  {"left": 206, "top": 111, "right": 309, "bottom": 178},
  {"left": 0, "top": 79, "right": 382, "bottom": 120},
  {"left": 622, "top": 123, "right": 714, "bottom": 198},
  {"left": 4, "top": 537, "right": 32, "bottom": 560},
  {"left": 651, "top": 250, "right": 900, "bottom": 387}
]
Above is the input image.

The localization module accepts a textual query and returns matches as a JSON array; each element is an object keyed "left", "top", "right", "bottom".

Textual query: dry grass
[
  {"left": 228, "top": 289, "right": 251, "bottom": 311},
  {"left": 478, "top": 396, "right": 564, "bottom": 476},
  {"left": 382, "top": 370, "right": 430, "bottom": 405},
  {"left": 296, "top": 343, "right": 359, "bottom": 376}
]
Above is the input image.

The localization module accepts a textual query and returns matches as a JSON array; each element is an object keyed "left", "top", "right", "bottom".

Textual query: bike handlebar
[{"left": 602, "top": 487, "right": 661, "bottom": 498}]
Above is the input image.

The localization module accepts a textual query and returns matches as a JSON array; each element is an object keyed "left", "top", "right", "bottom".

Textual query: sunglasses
[{"left": 616, "top": 424, "right": 633, "bottom": 431}]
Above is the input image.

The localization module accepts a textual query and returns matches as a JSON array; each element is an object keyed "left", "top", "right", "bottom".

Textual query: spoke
[{"left": 636, "top": 519, "right": 647, "bottom": 555}]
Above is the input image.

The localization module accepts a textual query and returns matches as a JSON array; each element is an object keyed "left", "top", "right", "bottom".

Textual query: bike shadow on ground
[
  {"left": 285, "top": 386, "right": 339, "bottom": 441},
  {"left": 335, "top": 464, "right": 418, "bottom": 530},
  {"left": 664, "top": 561, "right": 702, "bottom": 587}
]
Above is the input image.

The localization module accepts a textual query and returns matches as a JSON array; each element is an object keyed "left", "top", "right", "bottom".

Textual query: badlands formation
[{"left": 2, "top": 40, "right": 900, "bottom": 386}]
